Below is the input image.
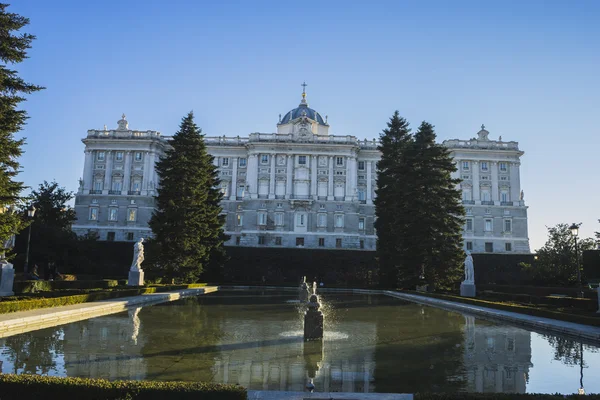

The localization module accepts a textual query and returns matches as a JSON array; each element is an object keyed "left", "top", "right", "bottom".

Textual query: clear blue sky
[{"left": 11, "top": 0, "right": 600, "bottom": 251}]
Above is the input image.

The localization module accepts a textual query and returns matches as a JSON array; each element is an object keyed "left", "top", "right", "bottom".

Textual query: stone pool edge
[
  {"left": 219, "top": 285, "right": 600, "bottom": 342},
  {"left": 0, "top": 286, "right": 218, "bottom": 338}
]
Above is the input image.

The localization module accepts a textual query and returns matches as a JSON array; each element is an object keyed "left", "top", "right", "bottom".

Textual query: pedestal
[
  {"left": 460, "top": 281, "right": 476, "bottom": 297},
  {"left": 304, "top": 310, "right": 323, "bottom": 341},
  {"left": 128, "top": 269, "right": 144, "bottom": 286},
  {"left": 0, "top": 263, "right": 15, "bottom": 297}
]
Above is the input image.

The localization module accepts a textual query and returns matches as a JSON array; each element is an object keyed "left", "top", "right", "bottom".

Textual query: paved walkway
[
  {"left": 0, "top": 286, "right": 218, "bottom": 338},
  {"left": 247, "top": 390, "right": 412, "bottom": 400}
]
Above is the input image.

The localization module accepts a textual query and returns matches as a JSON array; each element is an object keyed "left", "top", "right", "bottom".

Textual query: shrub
[
  {"left": 415, "top": 394, "right": 600, "bottom": 400},
  {"left": 14, "top": 280, "right": 121, "bottom": 294},
  {"left": 0, "top": 374, "right": 247, "bottom": 400}
]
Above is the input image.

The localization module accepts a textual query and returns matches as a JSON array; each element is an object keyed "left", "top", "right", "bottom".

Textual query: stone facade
[{"left": 72, "top": 92, "right": 530, "bottom": 253}]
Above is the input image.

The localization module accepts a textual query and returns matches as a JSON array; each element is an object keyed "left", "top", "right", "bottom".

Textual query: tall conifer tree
[
  {"left": 0, "top": 4, "right": 44, "bottom": 255},
  {"left": 148, "top": 112, "right": 227, "bottom": 282}
]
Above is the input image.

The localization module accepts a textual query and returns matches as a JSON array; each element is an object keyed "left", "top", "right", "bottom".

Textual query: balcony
[
  {"left": 128, "top": 191, "right": 141, "bottom": 195},
  {"left": 291, "top": 195, "right": 311, "bottom": 200},
  {"left": 89, "top": 190, "right": 102, "bottom": 194},
  {"left": 275, "top": 195, "right": 285, "bottom": 199},
  {"left": 500, "top": 201, "right": 514, "bottom": 206},
  {"left": 462, "top": 200, "right": 475, "bottom": 205},
  {"left": 359, "top": 200, "right": 367, "bottom": 204},
  {"left": 108, "top": 190, "right": 122, "bottom": 195},
  {"left": 481, "top": 201, "right": 495, "bottom": 205}
]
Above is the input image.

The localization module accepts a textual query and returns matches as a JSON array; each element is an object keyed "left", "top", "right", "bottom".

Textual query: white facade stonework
[{"left": 73, "top": 94, "right": 530, "bottom": 253}]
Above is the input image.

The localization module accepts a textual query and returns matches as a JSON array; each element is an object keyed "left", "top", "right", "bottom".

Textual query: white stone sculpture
[
  {"left": 464, "top": 251, "right": 474, "bottom": 283},
  {"left": 130, "top": 238, "right": 145, "bottom": 271},
  {"left": 0, "top": 234, "right": 16, "bottom": 296}
]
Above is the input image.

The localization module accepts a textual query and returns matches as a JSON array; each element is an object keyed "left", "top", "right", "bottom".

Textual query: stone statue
[
  {"left": 520, "top": 190, "right": 525, "bottom": 201},
  {"left": 130, "top": 238, "right": 145, "bottom": 271},
  {"left": 463, "top": 251, "right": 474, "bottom": 283},
  {"left": 78, "top": 178, "right": 84, "bottom": 190},
  {"left": 1, "top": 235, "right": 15, "bottom": 263}
]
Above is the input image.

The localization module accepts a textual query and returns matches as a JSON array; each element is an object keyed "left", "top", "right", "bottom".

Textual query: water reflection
[{"left": 0, "top": 292, "right": 597, "bottom": 394}]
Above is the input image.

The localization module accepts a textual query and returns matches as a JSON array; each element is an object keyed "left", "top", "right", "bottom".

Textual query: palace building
[{"left": 72, "top": 88, "right": 530, "bottom": 253}]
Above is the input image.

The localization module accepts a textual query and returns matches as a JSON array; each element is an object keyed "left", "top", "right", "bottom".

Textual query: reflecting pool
[{"left": 0, "top": 291, "right": 598, "bottom": 394}]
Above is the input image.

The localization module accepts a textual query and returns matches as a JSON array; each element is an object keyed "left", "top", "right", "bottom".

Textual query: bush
[
  {"left": 14, "top": 280, "right": 121, "bottom": 294},
  {"left": 478, "top": 284, "right": 597, "bottom": 299},
  {"left": 415, "top": 393, "right": 600, "bottom": 400},
  {"left": 0, "top": 374, "right": 247, "bottom": 400}
]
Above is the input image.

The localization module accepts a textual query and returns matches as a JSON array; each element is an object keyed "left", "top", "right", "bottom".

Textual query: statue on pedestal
[
  {"left": 464, "top": 251, "right": 474, "bottom": 283},
  {"left": 130, "top": 238, "right": 145, "bottom": 271}
]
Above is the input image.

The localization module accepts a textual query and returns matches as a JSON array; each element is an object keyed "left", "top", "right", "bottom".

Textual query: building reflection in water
[
  {"left": 463, "top": 315, "right": 532, "bottom": 393},
  {"left": 62, "top": 306, "right": 146, "bottom": 380}
]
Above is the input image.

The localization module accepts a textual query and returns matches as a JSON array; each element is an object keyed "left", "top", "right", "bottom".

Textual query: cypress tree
[
  {"left": 148, "top": 112, "right": 228, "bottom": 282},
  {"left": 374, "top": 111, "right": 413, "bottom": 287},
  {"left": 0, "top": 4, "right": 44, "bottom": 256}
]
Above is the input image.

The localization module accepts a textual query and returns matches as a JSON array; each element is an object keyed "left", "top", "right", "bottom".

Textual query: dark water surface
[{"left": 0, "top": 291, "right": 598, "bottom": 394}]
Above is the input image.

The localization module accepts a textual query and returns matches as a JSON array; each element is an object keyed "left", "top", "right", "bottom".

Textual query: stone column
[
  {"left": 248, "top": 154, "right": 258, "bottom": 199},
  {"left": 311, "top": 155, "right": 317, "bottom": 199},
  {"left": 366, "top": 160, "right": 372, "bottom": 204},
  {"left": 148, "top": 152, "right": 157, "bottom": 192},
  {"left": 83, "top": 150, "right": 94, "bottom": 193},
  {"left": 510, "top": 162, "right": 521, "bottom": 202},
  {"left": 230, "top": 157, "right": 238, "bottom": 201},
  {"left": 123, "top": 151, "right": 132, "bottom": 194},
  {"left": 103, "top": 150, "right": 113, "bottom": 194},
  {"left": 349, "top": 156, "right": 357, "bottom": 201},
  {"left": 269, "top": 154, "right": 276, "bottom": 199},
  {"left": 345, "top": 156, "right": 352, "bottom": 201},
  {"left": 142, "top": 150, "right": 151, "bottom": 193},
  {"left": 495, "top": 364, "right": 504, "bottom": 392},
  {"left": 285, "top": 154, "right": 293, "bottom": 199},
  {"left": 328, "top": 156, "right": 334, "bottom": 200},
  {"left": 472, "top": 161, "right": 480, "bottom": 202},
  {"left": 491, "top": 162, "right": 499, "bottom": 203}
]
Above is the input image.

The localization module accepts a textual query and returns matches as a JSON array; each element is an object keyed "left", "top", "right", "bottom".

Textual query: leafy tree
[
  {"left": 0, "top": 4, "right": 44, "bottom": 256},
  {"left": 374, "top": 111, "right": 413, "bottom": 287},
  {"left": 534, "top": 223, "right": 595, "bottom": 285},
  {"left": 148, "top": 112, "right": 228, "bottom": 282}
]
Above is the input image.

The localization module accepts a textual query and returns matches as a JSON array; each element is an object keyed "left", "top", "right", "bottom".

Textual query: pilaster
[
  {"left": 327, "top": 156, "right": 334, "bottom": 201},
  {"left": 123, "top": 151, "right": 132, "bottom": 193},
  {"left": 103, "top": 150, "right": 113, "bottom": 194},
  {"left": 230, "top": 157, "right": 238, "bottom": 200},
  {"left": 269, "top": 154, "right": 276, "bottom": 199},
  {"left": 491, "top": 162, "right": 499, "bottom": 202},
  {"left": 285, "top": 154, "right": 293, "bottom": 199},
  {"left": 83, "top": 150, "right": 94, "bottom": 192},
  {"left": 310, "top": 155, "right": 317, "bottom": 199},
  {"left": 366, "top": 160, "right": 372, "bottom": 204},
  {"left": 248, "top": 154, "right": 258, "bottom": 199},
  {"left": 345, "top": 156, "right": 352, "bottom": 201},
  {"left": 510, "top": 162, "right": 521, "bottom": 202},
  {"left": 472, "top": 161, "right": 480, "bottom": 202}
]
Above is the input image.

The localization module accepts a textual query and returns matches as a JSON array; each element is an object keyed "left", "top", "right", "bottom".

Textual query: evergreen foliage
[
  {"left": 375, "top": 113, "right": 464, "bottom": 289},
  {"left": 0, "top": 4, "right": 44, "bottom": 255},
  {"left": 148, "top": 112, "right": 228, "bottom": 282}
]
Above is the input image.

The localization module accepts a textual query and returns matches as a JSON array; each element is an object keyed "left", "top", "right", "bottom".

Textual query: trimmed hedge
[
  {"left": 0, "top": 374, "right": 247, "bottom": 400},
  {"left": 14, "top": 279, "right": 122, "bottom": 294},
  {"left": 0, "top": 283, "right": 207, "bottom": 314},
  {"left": 403, "top": 290, "right": 600, "bottom": 327},
  {"left": 479, "top": 291, "right": 598, "bottom": 311},
  {"left": 415, "top": 394, "right": 600, "bottom": 400},
  {"left": 478, "top": 284, "right": 597, "bottom": 300}
]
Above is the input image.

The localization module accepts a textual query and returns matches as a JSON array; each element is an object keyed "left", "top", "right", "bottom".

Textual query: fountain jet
[{"left": 303, "top": 281, "right": 324, "bottom": 341}]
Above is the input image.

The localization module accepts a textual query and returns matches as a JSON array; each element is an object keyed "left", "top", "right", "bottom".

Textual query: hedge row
[
  {"left": 0, "top": 374, "right": 246, "bottom": 400},
  {"left": 478, "top": 284, "right": 598, "bottom": 300},
  {"left": 415, "top": 393, "right": 600, "bottom": 400},
  {"left": 0, "top": 283, "right": 207, "bottom": 314},
  {"left": 403, "top": 290, "right": 600, "bottom": 327},
  {"left": 480, "top": 291, "right": 598, "bottom": 311},
  {"left": 14, "top": 279, "right": 124, "bottom": 293}
]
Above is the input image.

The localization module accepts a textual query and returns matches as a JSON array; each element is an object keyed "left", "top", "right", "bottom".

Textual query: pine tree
[
  {"left": 374, "top": 111, "right": 413, "bottom": 287},
  {"left": 0, "top": 4, "right": 44, "bottom": 256},
  {"left": 409, "top": 122, "right": 465, "bottom": 289},
  {"left": 148, "top": 112, "right": 228, "bottom": 282}
]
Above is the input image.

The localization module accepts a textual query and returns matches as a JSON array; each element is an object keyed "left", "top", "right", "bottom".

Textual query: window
[
  {"left": 335, "top": 214, "right": 344, "bottom": 228},
  {"left": 128, "top": 209, "right": 137, "bottom": 222},
  {"left": 462, "top": 161, "right": 470, "bottom": 170},
  {"left": 108, "top": 208, "right": 118, "bottom": 221},
  {"left": 360, "top": 240, "right": 365, "bottom": 249},
  {"left": 504, "top": 219, "right": 512, "bottom": 232},
  {"left": 466, "top": 218, "right": 473, "bottom": 231},
  {"left": 501, "top": 192, "right": 509, "bottom": 202},
  {"left": 297, "top": 213, "right": 305, "bottom": 226},
  {"left": 318, "top": 238, "right": 325, "bottom": 247},
  {"left": 358, "top": 189, "right": 366, "bottom": 202},
  {"left": 505, "top": 242, "right": 512, "bottom": 251},
  {"left": 462, "top": 190, "right": 472, "bottom": 201},
  {"left": 260, "top": 154, "right": 269, "bottom": 164},
  {"left": 221, "top": 157, "right": 229, "bottom": 167},
  {"left": 499, "top": 162, "right": 507, "bottom": 172},
  {"left": 336, "top": 204, "right": 343, "bottom": 211},
  {"left": 482, "top": 191, "right": 490, "bottom": 201},
  {"left": 296, "top": 237, "right": 304, "bottom": 247},
  {"left": 107, "top": 232, "right": 115, "bottom": 241},
  {"left": 298, "top": 155, "right": 307, "bottom": 165},
  {"left": 336, "top": 238, "right": 342, "bottom": 248},
  {"left": 258, "top": 212, "right": 267, "bottom": 226},
  {"left": 318, "top": 213, "right": 327, "bottom": 227},
  {"left": 94, "top": 180, "right": 103, "bottom": 191},
  {"left": 112, "top": 180, "right": 122, "bottom": 191},
  {"left": 484, "top": 219, "right": 492, "bottom": 231},
  {"left": 358, "top": 218, "right": 365, "bottom": 230},
  {"left": 466, "top": 241, "right": 473, "bottom": 251},
  {"left": 275, "top": 213, "right": 283, "bottom": 226},
  {"left": 132, "top": 180, "right": 141, "bottom": 192},
  {"left": 239, "top": 158, "right": 247, "bottom": 167},
  {"left": 358, "top": 161, "right": 365, "bottom": 170},
  {"left": 258, "top": 235, "right": 265, "bottom": 245},
  {"left": 236, "top": 214, "right": 243, "bottom": 226},
  {"left": 126, "top": 232, "right": 134, "bottom": 241},
  {"left": 319, "top": 204, "right": 325, "bottom": 210},
  {"left": 277, "top": 202, "right": 283, "bottom": 208},
  {"left": 220, "top": 184, "right": 228, "bottom": 197},
  {"left": 507, "top": 338, "right": 515, "bottom": 351},
  {"left": 481, "top": 162, "right": 488, "bottom": 171},
  {"left": 485, "top": 242, "right": 494, "bottom": 252},
  {"left": 97, "top": 151, "right": 105, "bottom": 161},
  {"left": 89, "top": 208, "right": 98, "bottom": 221},
  {"left": 235, "top": 236, "right": 241, "bottom": 245},
  {"left": 115, "top": 152, "right": 124, "bottom": 161},
  {"left": 336, "top": 156, "right": 344, "bottom": 166},
  {"left": 237, "top": 185, "right": 245, "bottom": 198},
  {"left": 134, "top": 152, "right": 143, "bottom": 161},
  {"left": 275, "top": 237, "right": 282, "bottom": 245}
]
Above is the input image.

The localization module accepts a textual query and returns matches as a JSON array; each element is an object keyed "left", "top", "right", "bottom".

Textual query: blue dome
[{"left": 280, "top": 103, "right": 327, "bottom": 125}]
